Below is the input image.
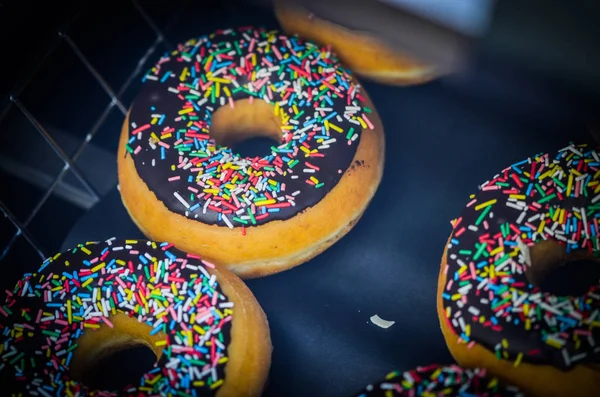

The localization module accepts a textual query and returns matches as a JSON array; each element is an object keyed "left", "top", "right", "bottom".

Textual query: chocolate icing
[
  {"left": 126, "top": 27, "right": 371, "bottom": 228},
  {"left": 442, "top": 143, "right": 600, "bottom": 370},
  {"left": 0, "top": 238, "right": 233, "bottom": 395},
  {"left": 353, "top": 365, "right": 523, "bottom": 396}
]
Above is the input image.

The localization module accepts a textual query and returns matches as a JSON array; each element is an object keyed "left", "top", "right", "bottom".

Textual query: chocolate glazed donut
[{"left": 438, "top": 143, "right": 600, "bottom": 397}]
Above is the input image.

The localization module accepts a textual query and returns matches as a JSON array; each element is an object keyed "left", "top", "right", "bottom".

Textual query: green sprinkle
[
  {"left": 473, "top": 243, "right": 487, "bottom": 261},
  {"left": 475, "top": 205, "right": 492, "bottom": 226},
  {"left": 538, "top": 193, "right": 556, "bottom": 203}
]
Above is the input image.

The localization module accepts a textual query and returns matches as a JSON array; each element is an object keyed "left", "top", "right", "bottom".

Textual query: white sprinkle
[
  {"left": 167, "top": 87, "right": 180, "bottom": 94},
  {"left": 370, "top": 314, "right": 395, "bottom": 329},
  {"left": 222, "top": 214, "right": 233, "bottom": 229},
  {"left": 173, "top": 192, "right": 190, "bottom": 209}
]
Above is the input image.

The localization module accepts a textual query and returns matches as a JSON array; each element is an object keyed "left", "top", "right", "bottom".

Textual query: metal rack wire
[{"left": 0, "top": 0, "right": 181, "bottom": 262}]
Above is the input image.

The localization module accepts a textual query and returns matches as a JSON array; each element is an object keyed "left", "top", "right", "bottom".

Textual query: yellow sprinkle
[
  {"left": 328, "top": 123, "right": 343, "bottom": 133},
  {"left": 538, "top": 170, "right": 553, "bottom": 180},
  {"left": 274, "top": 102, "right": 280, "bottom": 116},
  {"left": 545, "top": 338, "right": 562, "bottom": 349},
  {"left": 501, "top": 339, "right": 509, "bottom": 348},
  {"left": 65, "top": 260, "right": 70, "bottom": 267},
  {"left": 513, "top": 352, "right": 523, "bottom": 367},
  {"left": 324, "top": 119, "right": 330, "bottom": 131},
  {"left": 193, "top": 325, "right": 206, "bottom": 335},
  {"left": 292, "top": 104, "right": 299, "bottom": 114},
  {"left": 204, "top": 188, "right": 220, "bottom": 194},
  {"left": 525, "top": 318, "right": 531, "bottom": 330},
  {"left": 215, "top": 82, "right": 221, "bottom": 97},
  {"left": 537, "top": 220, "right": 545, "bottom": 234},
  {"left": 474, "top": 199, "right": 497, "bottom": 211},
  {"left": 155, "top": 340, "right": 167, "bottom": 347},
  {"left": 489, "top": 246, "right": 503, "bottom": 256},
  {"left": 67, "top": 300, "right": 72, "bottom": 324},
  {"left": 357, "top": 117, "right": 367, "bottom": 129},
  {"left": 567, "top": 172, "right": 574, "bottom": 196},
  {"left": 178, "top": 107, "right": 194, "bottom": 115},
  {"left": 218, "top": 357, "right": 228, "bottom": 364},
  {"left": 451, "top": 294, "right": 462, "bottom": 301},
  {"left": 156, "top": 311, "right": 168, "bottom": 319},
  {"left": 223, "top": 86, "right": 231, "bottom": 97},
  {"left": 210, "top": 379, "right": 224, "bottom": 390},
  {"left": 91, "top": 262, "right": 106, "bottom": 273},
  {"left": 83, "top": 323, "right": 100, "bottom": 329},
  {"left": 81, "top": 278, "right": 93, "bottom": 288},
  {"left": 203, "top": 86, "right": 213, "bottom": 98},
  {"left": 310, "top": 176, "right": 319, "bottom": 184},
  {"left": 53, "top": 252, "right": 62, "bottom": 260},
  {"left": 180, "top": 67, "right": 188, "bottom": 81},
  {"left": 193, "top": 381, "right": 206, "bottom": 387},
  {"left": 80, "top": 247, "right": 91, "bottom": 255},
  {"left": 559, "top": 208, "right": 565, "bottom": 224},
  {"left": 255, "top": 199, "right": 276, "bottom": 206},
  {"left": 509, "top": 194, "right": 526, "bottom": 200}
]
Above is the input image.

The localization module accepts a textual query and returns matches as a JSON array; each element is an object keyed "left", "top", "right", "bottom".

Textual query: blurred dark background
[
  {"left": 0, "top": 1, "right": 599, "bottom": 396},
  {"left": 0, "top": 0, "right": 281, "bottom": 270}
]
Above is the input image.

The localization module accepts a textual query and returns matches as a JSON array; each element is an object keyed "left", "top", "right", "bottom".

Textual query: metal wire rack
[{"left": 0, "top": 0, "right": 193, "bottom": 264}]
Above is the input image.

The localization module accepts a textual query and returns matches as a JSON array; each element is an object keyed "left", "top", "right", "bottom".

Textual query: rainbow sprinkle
[
  {"left": 128, "top": 27, "right": 371, "bottom": 228},
  {"left": 443, "top": 143, "right": 600, "bottom": 369},
  {"left": 354, "top": 364, "right": 523, "bottom": 396},
  {"left": 0, "top": 238, "right": 233, "bottom": 395}
]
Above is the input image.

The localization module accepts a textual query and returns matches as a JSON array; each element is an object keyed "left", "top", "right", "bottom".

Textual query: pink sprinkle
[
  {"left": 201, "top": 260, "right": 215, "bottom": 269},
  {"left": 168, "top": 176, "right": 181, "bottom": 182},
  {"left": 55, "top": 319, "right": 68, "bottom": 326},
  {"left": 481, "top": 185, "right": 501, "bottom": 191},
  {"left": 446, "top": 279, "right": 453, "bottom": 291},
  {"left": 134, "top": 145, "right": 142, "bottom": 155},
  {"left": 229, "top": 97, "right": 235, "bottom": 108},
  {"left": 132, "top": 124, "right": 151, "bottom": 134},
  {"left": 36, "top": 309, "right": 43, "bottom": 323},
  {"left": 272, "top": 45, "right": 282, "bottom": 60},
  {"left": 466, "top": 199, "right": 477, "bottom": 207},
  {"left": 101, "top": 317, "right": 114, "bottom": 328},
  {"left": 248, "top": 38, "right": 256, "bottom": 52},
  {"left": 362, "top": 114, "right": 375, "bottom": 130},
  {"left": 469, "top": 261, "right": 477, "bottom": 279}
]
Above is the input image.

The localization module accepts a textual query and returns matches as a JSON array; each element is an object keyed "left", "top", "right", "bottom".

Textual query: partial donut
[
  {"left": 274, "top": 0, "right": 437, "bottom": 86},
  {"left": 0, "top": 238, "right": 271, "bottom": 396},
  {"left": 118, "top": 27, "right": 385, "bottom": 278},
  {"left": 438, "top": 143, "right": 600, "bottom": 397},
  {"left": 352, "top": 364, "right": 523, "bottom": 396}
]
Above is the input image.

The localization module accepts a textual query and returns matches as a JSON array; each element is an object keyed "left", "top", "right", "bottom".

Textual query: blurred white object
[{"left": 379, "top": 0, "right": 495, "bottom": 36}]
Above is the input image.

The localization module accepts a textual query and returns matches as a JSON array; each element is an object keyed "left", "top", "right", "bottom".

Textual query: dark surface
[{"left": 62, "top": 67, "right": 592, "bottom": 396}]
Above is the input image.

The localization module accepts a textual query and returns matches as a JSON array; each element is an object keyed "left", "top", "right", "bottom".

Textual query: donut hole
[
  {"left": 78, "top": 344, "right": 157, "bottom": 391},
  {"left": 210, "top": 98, "right": 283, "bottom": 158},
  {"left": 69, "top": 313, "right": 166, "bottom": 391},
  {"left": 527, "top": 240, "right": 600, "bottom": 296}
]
